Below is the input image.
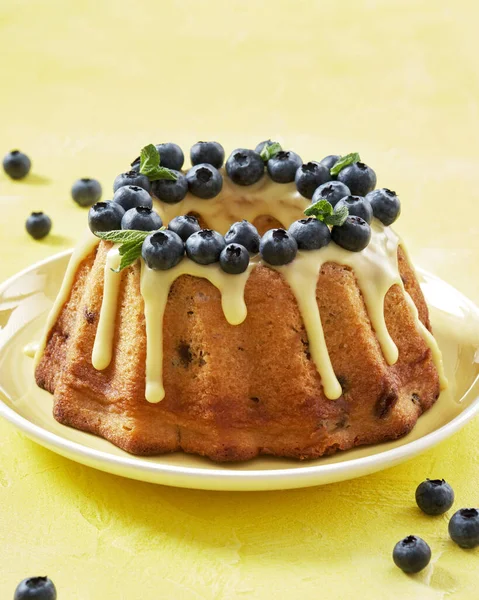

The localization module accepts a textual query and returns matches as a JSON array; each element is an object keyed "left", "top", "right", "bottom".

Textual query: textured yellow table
[{"left": 1, "top": 1, "right": 479, "bottom": 598}]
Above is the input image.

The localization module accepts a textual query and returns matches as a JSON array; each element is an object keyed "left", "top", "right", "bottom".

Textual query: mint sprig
[
  {"left": 330, "top": 152, "right": 360, "bottom": 176},
  {"left": 96, "top": 229, "right": 151, "bottom": 272},
  {"left": 304, "top": 199, "right": 349, "bottom": 227},
  {"left": 260, "top": 141, "right": 282, "bottom": 162},
  {"left": 139, "top": 144, "right": 178, "bottom": 181}
]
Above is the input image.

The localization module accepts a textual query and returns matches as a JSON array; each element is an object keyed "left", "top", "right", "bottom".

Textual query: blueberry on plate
[
  {"left": 168, "top": 214, "right": 201, "bottom": 241},
  {"left": 14, "top": 576, "right": 57, "bottom": 600},
  {"left": 288, "top": 218, "right": 331, "bottom": 250},
  {"left": 220, "top": 243, "right": 250, "bottom": 274},
  {"left": 226, "top": 149, "right": 264, "bottom": 186},
  {"left": 335, "top": 195, "right": 373, "bottom": 224},
  {"left": 88, "top": 201, "right": 125, "bottom": 234},
  {"left": 331, "top": 216, "right": 371, "bottom": 252},
  {"left": 190, "top": 141, "right": 225, "bottom": 169},
  {"left": 224, "top": 220, "right": 260, "bottom": 254},
  {"left": 113, "top": 170, "right": 151, "bottom": 193},
  {"left": 186, "top": 164, "right": 223, "bottom": 199},
  {"left": 142, "top": 230, "right": 184, "bottom": 270},
  {"left": 260, "top": 229, "right": 298, "bottom": 265},
  {"left": 255, "top": 140, "right": 274, "bottom": 154},
  {"left": 448, "top": 508, "right": 479, "bottom": 548},
  {"left": 155, "top": 142, "right": 184, "bottom": 170},
  {"left": 113, "top": 185, "right": 152, "bottom": 211},
  {"left": 267, "top": 151, "right": 302, "bottom": 183},
  {"left": 294, "top": 162, "right": 331, "bottom": 199},
  {"left": 320, "top": 154, "right": 340, "bottom": 172},
  {"left": 25, "top": 212, "right": 52, "bottom": 240},
  {"left": 151, "top": 171, "right": 188, "bottom": 204},
  {"left": 121, "top": 206, "right": 162, "bottom": 231},
  {"left": 337, "top": 161, "right": 377, "bottom": 196},
  {"left": 415, "top": 479, "right": 455, "bottom": 516},
  {"left": 186, "top": 229, "right": 226, "bottom": 265},
  {"left": 366, "top": 188, "right": 401, "bottom": 226},
  {"left": 71, "top": 178, "right": 102, "bottom": 207},
  {"left": 312, "top": 181, "right": 351, "bottom": 208},
  {"left": 393, "top": 536, "right": 431, "bottom": 574},
  {"left": 3, "top": 150, "right": 31, "bottom": 179}
]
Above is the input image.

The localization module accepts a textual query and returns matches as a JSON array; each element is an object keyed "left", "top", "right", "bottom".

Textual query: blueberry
[
  {"left": 267, "top": 151, "right": 302, "bottom": 183},
  {"left": 294, "top": 162, "right": 331, "bottom": 199},
  {"left": 260, "top": 229, "right": 298, "bottom": 265},
  {"left": 185, "top": 229, "right": 225, "bottom": 265},
  {"left": 337, "top": 162, "right": 377, "bottom": 196},
  {"left": 226, "top": 149, "right": 264, "bottom": 186},
  {"left": 141, "top": 230, "right": 184, "bottom": 270},
  {"left": 14, "top": 576, "right": 57, "bottom": 600},
  {"left": 113, "top": 170, "right": 151, "bottom": 193},
  {"left": 335, "top": 195, "right": 373, "bottom": 224},
  {"left": 312, "top": 181, "right": 351, "bottom": 207},
  {"left": 151, "top": 171, "right": 188, "bottom": 204},
  {"left": 71, "top": 178, "right": 102, "bottom": 207},
  {"left": 448, "top": 508, "right": 479, "bottom": 548},
  {"left": 186, "top": 164, "right": 223, "bottom": 199},
  {"left": 155, "top": 142, "right": 184, "bottom": 170},
  {"left": 88, "top": 201, "right": 125, "bottom": 234},
  {"left": 331, "top": 216, "right": 371, "bottom": 252},
  {"left": 190, "top": 141, "right": 225, "bottom": 169},
  {"left": 392, "top": 536, "right": 431, "bottom": 574},
  {"left": 3, "top": 150, "right": 31, "bottom": 180},
  {"left": 415, "top": 479, "right": 455, "bottom": 516},
  {"left": 224, "top": 220, "right": 260, "bottom": 254},
  {"left": 255, "top": 140, "right": 274, "bottom": 154},
  {"left": 366, "top": 188, "right": 401, "bottom": 226},
  {"left": 220, "top": 243, "right": 250, "bottom": 274},
  {"left": 320, "top": 154, "right": 340, "bottom": 172},
  {"left": 168, "top": 214, "right": 201, "bottom": 241},
  {"left": 25, "top": 212, "right": 52, "bottom": 240},
  {"left": 121, "top": 207, "right": 162, "bottom": 231},
  {"left": 113, "top": 185, "right": 152, "bottom": 211},
  {"left": 288, "top": 218, "right": 331, "bottom": 250}
]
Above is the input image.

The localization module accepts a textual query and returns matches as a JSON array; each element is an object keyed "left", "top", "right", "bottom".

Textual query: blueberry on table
[
  {"left": 288, "top": 218, "right": 331, "bottom": 250},
  {"left": 14, "top": 576, "right": 57, "bottom": 600},
  {"left": 320, "top": 154, "right": 340, "bottom": 172},
  {"left": 190, "top": 141, "right": 225, "bottom": 169},
  {"left": 3, "top": 150, "right": 31, "bottom": 180},
  {"left": 255, "top": 140, "right": 274, "bottom": 154},
  {"left": 185, "top": 229, "right": 226, "bottom": 265},
  {"left": 121, "top": 206, "right": 163, "bottom": 231},
  {"left": 312, "top": 181, "right": 351, "bottom": 208},
  {"left": 337, "top": 162, "right": 377, "bottom": 196},
  {"left": 260, "top": 229, "right": 298, "bottom": 265},
  {"left": 294, "top": 162, "right": 331, "bottom": 199},
  {"left": 224, "top": 220, "right": 260, "bottom": 254},
  {"left": 151, "top": 171, "right": 188, "bottom": 204},
  {"left": 168, "top": 214, "right": 201, "bottom": 241},
  {"left": 71, "top": 178, "right": 102, "bottom": 207},
  {"left": 331, "top": 216, "right": 371, "bottom": 252},
  {"left": 334, "top": 195, "right": 373, "bottom": 224},
  {"left": 448, "top": 508, "right": 479, "bottom": 548},
  {"left": 113, "top": 185, "right": 152, "bottom": 211},
  {"left": 186, "top": 164, "right": 223, "bottom": 199},
  {"left": 142, "top": 230, "right": 184, "bottom": 270},
  {"left": 366, "top": 188, "right": 401, "bottom": 226},
  {"left": 88, "top": 201, "right": 125, "bottom": 234},
  {"left": 25, "top": 212, "right": 52, "bottom": 240},
  {"left": 226, "top": 149, "right": 264, "bottom": 186},
  {"left": 415, "top": 479, "right": 455, "bottom": 516},
  {"left": 113, "top": 170, "right": 151, "bottom": 193},
  {"left": 267, "top": 151, "right": 302, "bottom": 183},
  {"left": 393, "top": 536, "right": 431, "bottom": 574},
  {"left": 220, "top": 243, "right": 250, "bottom": 274},
  {"left": 155, "top": 142, "right": 184, "bottom": 170}
]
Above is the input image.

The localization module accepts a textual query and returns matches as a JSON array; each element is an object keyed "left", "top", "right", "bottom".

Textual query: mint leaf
[
  {"left": 330, "top": 152, "right": 360, "bottom": 176},
  {"left": 139, "top": 144, "right": 178, "bottom": 181},
  {"left": 303, "top": 199, "right": 349, "bottom": 227},
  {"left": 260, "top": 141, "right": 282, "bottom": 162},
  {"left": 96, "top": 229, "right": 151, "bottom": 272},
  {"left": 112, "top": 243, "right": 143, "bottom": 272},
  {"left": 324, "top": 204, "right": 349, "bottom": 227}
]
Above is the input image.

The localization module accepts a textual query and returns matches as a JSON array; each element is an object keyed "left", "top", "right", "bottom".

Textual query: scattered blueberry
[
  {"left": 190, "top": 141, "right": 225, "bottom": 169},
  {"left": 312, "top": 181, "right": 351, "bottom": 207},
  {"left": 113, "top": 170, "right": 151, "bottom": 193},
  {"left": 337, "top": 162, "right": 377, "bottom": 196},
  {"left": 141, "top": 230, "right": 184, "bottom": 270},
  {"left": 185, "top": 229, "right": 226, "bottom": 265},
  {"left": 25, "top": 212, "right": 52, "bottom": 240},
  {"left": 366, "top": 188, "right": 401, "bottom": 226},
  {"left": 226, "top": 149, "right": 264, "bottom": 186},
  {"left": 121, "top": 207, "right": 162, "bottom": 231},
  {"left": 168, "top": 214, "right": 201, "bottom": 241},
  {"left": 88, "top": 201, "right": 125, "bottom": 234},
  {"left": 320, "top": 154, "right": 340, "bottom": 172},
  {"left": 186, "top": 164, "right": 223, "bottom": 199},
  {"left": 335, "top": 195, "right": 373, "bottom": 224},
  {"left": 267, "top": 151, "right": 302, "bottom": 183},
  {"left": 260, "top": 229, "right": 298, "bottom": 265},
  {"left": 71, "top": 178, "right": 102, "bottom": 207},
  {"left": 155, "top": 142, "right": 184, "bottom": 170},
  {"left": 415, "top": 479, "right": 455, "bottom": 516},
  {"left": 331, "top": 216, "right": 371, "bottom": 252},
  {"left": 224, "top": 220, "right": 260, "bottom": 254},
  {"left": 393, "top": 536, "right": 431, "bottom": 574},
  {"left": 288, "top": 218, "right": 331, "bottom": 250},
  {"left": 113, "top": 185, "right": 152, "bottom": 212},
  {"left": 448, "top": 508, "right": 479, "bottom": 548},
  {"left": 151, "top": 171, "right": 188, "bottom": 204},
  {"left": 14, "top": 576, "right": 57, "bottom": 600},
  {"left": 294, "top": 162, "right": 331, "bottom": 199},
  {"left": 3, "top": 150, "right": 31, "bottom": 180},
  {"left": 220, "top": 243, "right": 250, "bottom": 274},
  {"left": 255, "top": 140, "right": 274, "bottom": 154}
]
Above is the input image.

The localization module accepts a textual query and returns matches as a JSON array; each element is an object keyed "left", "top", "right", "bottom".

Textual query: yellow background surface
[{"left": 1, "top": 1, "right": 479, "bottom": 598}]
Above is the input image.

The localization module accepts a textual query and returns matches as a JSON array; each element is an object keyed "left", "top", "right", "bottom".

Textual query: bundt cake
[{"left": 34, "top": 142, "right": 447, "bottom": 461}]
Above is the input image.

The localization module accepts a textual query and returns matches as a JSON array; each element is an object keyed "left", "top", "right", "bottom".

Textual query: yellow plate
[{"left": 1, "top": 251, "right": 479, "bottom": 491}]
